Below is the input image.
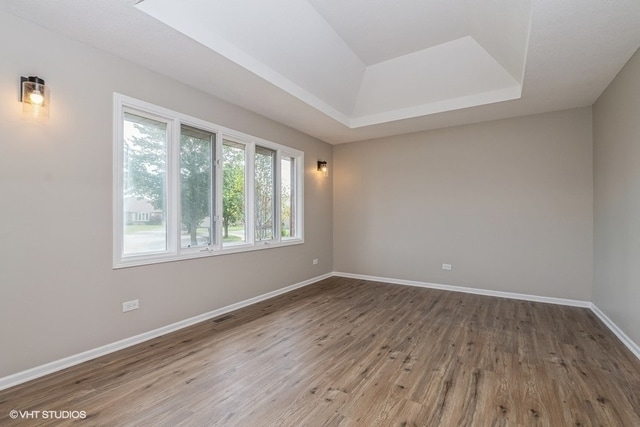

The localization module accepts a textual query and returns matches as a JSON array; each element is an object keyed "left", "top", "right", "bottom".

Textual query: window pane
[
  {"left": 122, "top": 112, "right": 168, "bottom": 255},
  {"left": 255, "top": 146, "right": 276, "bottom": 241},
  {"left": 281, "top": 156, "right": 296, "bottom": 239},
  {"left": 223, "top": 140, "right": 246, "bottom": 245},
  {"left": 180, "top": 125, "right": 214, "bottom": 248}
]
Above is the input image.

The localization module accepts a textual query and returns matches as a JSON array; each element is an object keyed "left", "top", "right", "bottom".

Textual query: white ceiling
[
  {"left": 1, "top": 0, "right": 640, "bottom": 144},
  {"left": 307, "top": 0, "right": 469, "bottom": 66},
  {"left": 134, "top": 0, "right": 529, "bottom": 128}
]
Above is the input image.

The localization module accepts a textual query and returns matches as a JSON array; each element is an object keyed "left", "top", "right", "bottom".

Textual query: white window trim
[{"left": 113, "top": 93, "right": 304, "bottom": 269}]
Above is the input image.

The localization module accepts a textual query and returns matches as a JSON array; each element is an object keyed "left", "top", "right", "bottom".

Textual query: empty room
[{"left": 1, "top": 0, "right": 640, "bottom": 425}]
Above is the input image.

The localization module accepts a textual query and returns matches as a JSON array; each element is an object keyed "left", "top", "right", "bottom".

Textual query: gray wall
[
  {"left": 3, "top": 7, "right": 638, "bottom": 381},
  {"left": 334, "top": 108, "right": 594, "bottom": 300},
  {"left": 593, "top": 48, "right": 640, "bottom": 345},
  {"left": 0, "top": 11, "right": 332, "bottom": 377}
]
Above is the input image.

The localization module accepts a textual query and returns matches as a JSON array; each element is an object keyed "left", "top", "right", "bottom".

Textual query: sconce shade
[
  {"left": 317, "top": 160, "right": 328, "bottom": 177},
  {"left": 21, "top": 76, "right": 49, "bottom": 118}
]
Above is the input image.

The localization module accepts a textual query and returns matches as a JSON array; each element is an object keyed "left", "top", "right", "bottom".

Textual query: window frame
[
  {"left": 179, "top": 123, "right": 216, "bottom": 251},
  {"left": 113, "top": 93, "right": 304, "bottom": 268}
]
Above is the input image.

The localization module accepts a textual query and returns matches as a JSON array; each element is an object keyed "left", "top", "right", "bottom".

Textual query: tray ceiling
[
  {"left": 1, "top": 0, "right": 639, "bottom": 143},
  {"left": 136, "top": 0, "right": 530, "bottom": 128}
]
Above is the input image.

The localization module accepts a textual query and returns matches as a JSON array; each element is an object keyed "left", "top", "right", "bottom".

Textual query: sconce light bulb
[
  {"left": 317, "top": 161, "right": 328, "bottom": 176},
  {"left": 29, "top": 90, "right": 44, "bottom": 106}
]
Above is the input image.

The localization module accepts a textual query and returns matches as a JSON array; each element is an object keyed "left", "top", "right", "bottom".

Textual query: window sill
[{"left": 113, "top": 238, "right": 304, "bottom": 269}]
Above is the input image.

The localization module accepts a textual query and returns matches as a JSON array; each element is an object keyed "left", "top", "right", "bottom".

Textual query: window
[
  {"left": 113, "top": 94, "right": 304, "bottom": 268},
  {"left": 254, "top": 146, "right": 275, "bottom": 241},
  {"left": 122, "top": 112, "right": 169, "bottom": 256},
  {"left": 180, "top": 125, "right": 215, "bottom": 249},
  {"left": 133, "top": 212, "right": 150, "bottom": 222},
  {"left": 222, "top": 139, "right": 247, "bottom": 245},
  {"left": 280, "top": 155, "right": 297, "bottom": 239}
]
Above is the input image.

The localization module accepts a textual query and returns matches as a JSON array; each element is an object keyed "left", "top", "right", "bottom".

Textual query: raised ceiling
[
  {"left": 309, "top": 0, "right": 470, "bottom": 66},
  {"left": 135, "top": 0, "right": 529, "bottom": 128},
  {"left": 2, "top": 0, "right": 640, "bottom": 143}
]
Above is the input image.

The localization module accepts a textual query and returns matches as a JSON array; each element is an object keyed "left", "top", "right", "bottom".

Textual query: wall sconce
[
  {"left": 20, "top": 76, "right": 50, "bottom": 118},
  {"left": 317, "top": 160, "right": 328, "bottom": 177}
]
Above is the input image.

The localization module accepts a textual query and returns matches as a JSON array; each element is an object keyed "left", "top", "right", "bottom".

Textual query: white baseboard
[
  {"left": 333, "top": 271, "right": 592, "bottom": 307},
  {"left": 3, "top": 271, "right": 638, "bottom": 391},
  {"left": 590, "top": 303, "right": 640, "bottom": 360},
  {"left": 333, "top": 271, "right": 640, "bottom": 360},
  {"left": 0, "top": 272, "right": 333, "bottom": 392}
]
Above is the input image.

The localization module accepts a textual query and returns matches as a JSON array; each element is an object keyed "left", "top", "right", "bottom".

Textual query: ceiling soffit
[{"left": 136, "top": 0, "right": 532, "bottom": 128}]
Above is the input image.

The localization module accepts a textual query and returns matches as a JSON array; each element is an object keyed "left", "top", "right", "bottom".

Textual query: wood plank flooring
[{"left": 1, "top": 277, "right": 639, "bottom": 426}]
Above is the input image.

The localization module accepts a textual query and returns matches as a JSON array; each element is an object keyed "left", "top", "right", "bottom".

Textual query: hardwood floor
[{"left": 1, "top": 277, "right": 639, "bottom": 426}]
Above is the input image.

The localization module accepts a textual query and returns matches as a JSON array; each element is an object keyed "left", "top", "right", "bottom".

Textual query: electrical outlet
[
  {"left": 122, "top": 299, "right": 139, "bottom": 312},
  {"left": 312, "top": 258, "right": 319, "bottom": 265},
  {"left": 442, "top": 264, "right": 452, "bottom": 271}
]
